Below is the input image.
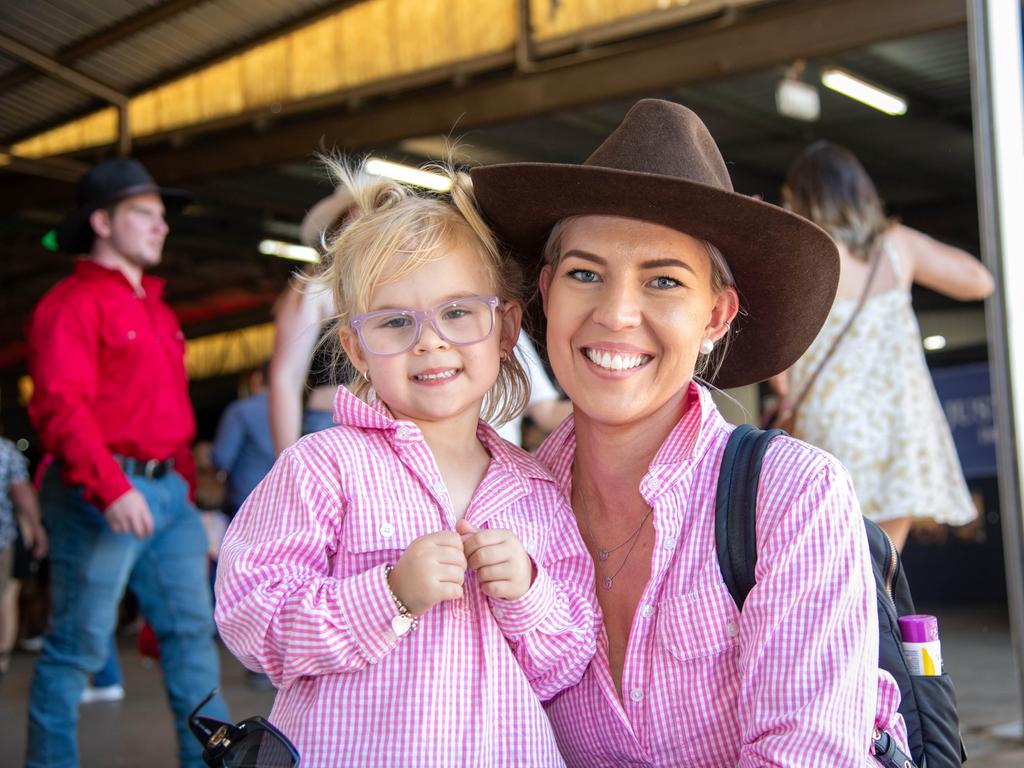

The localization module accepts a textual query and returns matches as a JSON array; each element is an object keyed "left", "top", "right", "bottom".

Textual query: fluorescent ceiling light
[
  {"left": 923, "top": 335, "right": 947, "bottom": 351},
  {"left": 821, "top": 67, "right": 907, "bottom": 116},
  {"left": 365, "top": 157, "right": 453, "bottom": 192},
  {"left": 258, "top": 239, "right": 320, "bottom": 263}
]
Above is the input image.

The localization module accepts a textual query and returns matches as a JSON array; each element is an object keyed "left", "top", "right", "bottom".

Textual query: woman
[
  {"left": 773, "top": 141, "right": 993, "bottom": 550},
  {"left": 470, "top": 100, "right": 905, "bottom": 766}
]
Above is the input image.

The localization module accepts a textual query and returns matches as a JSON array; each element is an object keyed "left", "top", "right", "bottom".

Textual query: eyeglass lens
[{"left": 360, "top": 297, "right": 495, "bottom": 355}]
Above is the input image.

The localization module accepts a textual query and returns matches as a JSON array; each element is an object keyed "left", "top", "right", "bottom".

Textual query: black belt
[{"left": 115, "top": 455, "right": 174, "bottom": 480}]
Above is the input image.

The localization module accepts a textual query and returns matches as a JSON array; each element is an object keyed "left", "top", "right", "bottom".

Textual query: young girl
[{"left": 214, "top": 160, "right": 597, "bottom": 768}]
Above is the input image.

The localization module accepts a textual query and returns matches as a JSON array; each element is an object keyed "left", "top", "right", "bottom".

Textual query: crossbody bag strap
[{"left": 788, "top": 245, "right": 886, "bottom": 416}]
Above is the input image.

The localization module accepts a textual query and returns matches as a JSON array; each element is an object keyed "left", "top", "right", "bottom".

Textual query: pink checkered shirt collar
[
  {"left": 332, "top": 385, "right": 553, "bottom": 484},
  {"left": 537, "top": 381, "right": 722, "bottom": 498}
]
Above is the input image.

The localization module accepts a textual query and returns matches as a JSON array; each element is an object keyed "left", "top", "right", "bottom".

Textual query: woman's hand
[
  {"left": 456, "top": 520, "right": 534, "bottom": 601},
  {"left": 389, "top": 531, "right": 467, "bottom": 615}
]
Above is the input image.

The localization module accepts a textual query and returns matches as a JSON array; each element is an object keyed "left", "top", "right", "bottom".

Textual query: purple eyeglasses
[{"left": 349, "top": 295, "right": 501, "bottom": 356}]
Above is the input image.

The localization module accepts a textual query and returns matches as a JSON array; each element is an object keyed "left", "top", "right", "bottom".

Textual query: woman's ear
[
  {"left": 706, "top": 286, "right": 740, "bottom": 342},
  {"left": 538, "top": 265, "right": 553, "bottom": 316},
  {"left": 338, "top": 327, "right": 369, "bottom": 378},
  {"left": 499, "top": 300, "right": 523, "bottom": 356}
]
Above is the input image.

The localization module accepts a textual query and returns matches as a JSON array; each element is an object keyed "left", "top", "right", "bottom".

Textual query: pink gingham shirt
[
  {"left": 537, "top": 383, "right": 907, "bottom": 767},
  {"left": 215, "top": 387, "right": 597, "bottom": 768}
]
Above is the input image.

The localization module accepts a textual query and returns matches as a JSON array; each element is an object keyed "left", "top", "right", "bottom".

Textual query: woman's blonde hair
[
  {"left": 540, "top": 216, "right": 737, "bottom": 382},
  {"left": 313, "top": 156, "right": 530, "bottom": 426},
  {"left": 783, "top": 140, "right": 895, "bottom": 262}
]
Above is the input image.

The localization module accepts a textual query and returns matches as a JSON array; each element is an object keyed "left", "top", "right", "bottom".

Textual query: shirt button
[
  {"left": 396, "top": 427, "right": 411, "bottom": 440},
  {"left": 379, "top": 521, "right": 395, "bottom": 539},
  {"left": 648, "top": 476, "right": 662, "bottom": 490},
  {"left": 727, "top": 620, "right": 739, "bottom": 637},
  {"left": 662, "top": 535, "right": 677, "bottom": 550},
  {"left": 432, "top": 481, "right": 446, "bottom": 494},
  {"left": 640, "top": 604, "right": 655, "bottom": 619},
  {"left": 629, "top": 687, "right": 644, "bottom": 702},
  {"left": 126, "top": 330, "right": 137, "bottom": 340}
]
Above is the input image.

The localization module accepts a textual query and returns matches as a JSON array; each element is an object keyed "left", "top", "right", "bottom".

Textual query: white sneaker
[{"left": 80, "top": 684, "right": 125, "bottom": 704}]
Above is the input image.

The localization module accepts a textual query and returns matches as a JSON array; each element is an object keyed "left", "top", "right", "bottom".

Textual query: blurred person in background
[
  {"left": 25, "top": 157, "right": 229, "bottom": 767},
  {"left": 0, "top": 426, "right": 47, "bottom": 678},
  {"left": 769, "top": 141, "right": 994, "bottom": 551},
  {"left": 212, "top": 365, "right": 276, "bottom": 518}
]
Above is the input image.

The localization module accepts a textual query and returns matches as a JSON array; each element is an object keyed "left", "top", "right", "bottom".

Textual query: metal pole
[{"left": 967, "top": 0, "right": 1024, "bottom": 727}]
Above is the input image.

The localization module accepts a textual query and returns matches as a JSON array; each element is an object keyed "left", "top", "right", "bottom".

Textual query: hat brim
[
  {"left": 300, "top": 188, "right": 356, "bottom": 248},
  {"left": 56, "top": 186, "right": 192, "bottom": 254},
  {"left": 470, "top": 163, "right": 839, "bottom": 390}
]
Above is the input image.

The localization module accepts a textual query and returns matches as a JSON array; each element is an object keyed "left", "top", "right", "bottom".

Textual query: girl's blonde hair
[
  {"left": 540, "top": 216, "right": 736, "bottom": 382},
  {"left": 314, "top": 156, "right": 530, "bottom": 426}
]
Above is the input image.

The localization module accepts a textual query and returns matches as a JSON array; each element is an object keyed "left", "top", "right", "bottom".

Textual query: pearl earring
[{"left": 700, "top": 337, "right": 715, "bottom": 355}]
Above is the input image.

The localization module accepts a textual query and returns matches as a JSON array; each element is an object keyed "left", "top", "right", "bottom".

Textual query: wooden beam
[
  {"left": 0, "top": 0, "right": 207, "bottom": 95},
  {"left": 133, "top": 0, "right": 967, "bottom": 183}
]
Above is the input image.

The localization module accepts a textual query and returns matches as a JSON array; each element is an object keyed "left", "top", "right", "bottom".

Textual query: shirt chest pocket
[
  {"left": 340, "top": 503, "right": 440, "bottom": 557},
  {"left": 481, "top": 511, "right": 548, "bottom": 563},
  {"left": 656, "top": 581, "right": 741, "bottom": 662}
]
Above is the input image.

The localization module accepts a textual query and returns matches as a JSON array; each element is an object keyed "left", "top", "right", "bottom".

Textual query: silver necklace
[{"left": 575, "top": 479, "right": 653, "bottom": 591}]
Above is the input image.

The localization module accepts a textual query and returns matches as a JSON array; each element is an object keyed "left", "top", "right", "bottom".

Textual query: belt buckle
[{"left": 144, "top": 459, "right": 160, "bottom": 479}]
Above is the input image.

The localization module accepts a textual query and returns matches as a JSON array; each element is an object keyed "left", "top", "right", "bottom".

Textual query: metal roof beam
[
  {"left": 0, "top": 0, "right": 208, "bottom": 95},
  {"left": 129, "top": 0, "right": 967, "bottom": 183}
]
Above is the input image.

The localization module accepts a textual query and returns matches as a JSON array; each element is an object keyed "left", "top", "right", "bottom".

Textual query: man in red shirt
[{"left": 25, "top": 158, "right": 229, "bottom": 768}]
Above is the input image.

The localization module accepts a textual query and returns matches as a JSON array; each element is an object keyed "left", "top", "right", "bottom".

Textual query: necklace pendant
[
  {"left": 598, "top": 548, "right": 610, "bottom": 562},
  {"left": 602, "top": 576, "right": 614, "bottom": 590}
]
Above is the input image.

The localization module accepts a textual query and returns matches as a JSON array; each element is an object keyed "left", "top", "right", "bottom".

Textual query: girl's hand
[
  {"left": 456, "top": 520, "right": 534, "bottom": 601},
  {"left": 389, "top": 531, "right": 467, "bottom": 616}
]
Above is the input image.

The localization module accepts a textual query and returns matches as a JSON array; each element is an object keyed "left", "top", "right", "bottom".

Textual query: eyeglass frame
[
  {"left": 189, "top": 689, "right": 300, "bottom": 767},
  {"left": 348, "top": 294, "right": 502, "bottom": 357}
]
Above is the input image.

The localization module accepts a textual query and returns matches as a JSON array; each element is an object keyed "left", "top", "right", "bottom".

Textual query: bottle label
[{"left": 902, "top": 640, "right": 942, "bottom": 676}]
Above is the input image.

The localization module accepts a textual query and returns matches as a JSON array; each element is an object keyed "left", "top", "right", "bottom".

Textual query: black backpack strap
[{"left": 715, "top": 425, "right": 784, "bottom": 611}]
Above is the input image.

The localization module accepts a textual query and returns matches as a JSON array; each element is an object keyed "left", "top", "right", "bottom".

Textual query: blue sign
[{"left": 930, "top": 362, "right": 997, "bottom": 479}]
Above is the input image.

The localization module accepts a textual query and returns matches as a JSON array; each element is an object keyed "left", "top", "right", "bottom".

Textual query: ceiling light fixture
[
  {"left": 364, "top": 157, "right": 453, "bottom": 192},
  {"left": 775, "top": 60, "right": 820, "bottom": 122},
  {"left": 923, "top": 335, "right": 948, "bottom": 351},
  {"left": 258, "top": 239, "right": 320, "bottom": 263},
  {"left": 821, "top": 67, "right": 907, "bottom": 116}
]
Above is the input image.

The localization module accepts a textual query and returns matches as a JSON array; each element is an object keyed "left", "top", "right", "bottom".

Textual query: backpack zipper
[{"left": 881, "top": 528, "right": 899, "bottom": 612}]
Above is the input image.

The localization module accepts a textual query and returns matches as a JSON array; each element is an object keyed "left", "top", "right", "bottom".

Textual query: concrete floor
[{"left": 1, "top": 605, "right": 1021, "bottom": 767}]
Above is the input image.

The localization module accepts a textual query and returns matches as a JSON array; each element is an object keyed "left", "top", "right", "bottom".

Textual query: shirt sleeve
[
  {"left": 27, "top": 294, "right": 130, "bottom": 510},
  {"left": 735, "top": 445, "right": 878, "bottom": 767},
  {"left": 214, "top": 449, "right": 403, "bottom": 689},
  {"left": 487, "top": 490, "right": 598, "bottom": 701}
]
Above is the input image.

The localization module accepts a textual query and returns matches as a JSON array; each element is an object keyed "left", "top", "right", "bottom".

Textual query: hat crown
[
  {"left": 585, "top": 99, "right": 733, "bottom": 192},
  {"left": 76, "top": 157, "right": 158, "bottom": 208}
]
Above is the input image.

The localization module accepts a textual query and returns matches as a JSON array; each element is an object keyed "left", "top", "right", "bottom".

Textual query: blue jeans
[
  {"left": 90, "top": 634, "right": 121, "bottom": 688},
  {"left": 26, "top": 468, "right": 229, "bottom": 768}
]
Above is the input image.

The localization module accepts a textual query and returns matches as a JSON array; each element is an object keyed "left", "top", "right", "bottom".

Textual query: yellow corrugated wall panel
[
  {"left": 531, "top": 0, "right": 700, "bottom": 40},
  {"left": 8, "top": 0, "right": 521, "bottom": 157}
]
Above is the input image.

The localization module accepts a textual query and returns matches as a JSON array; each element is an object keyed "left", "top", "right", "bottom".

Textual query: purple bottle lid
[{"left": 899, "top": 614, "right": 939, "bottom": 643}]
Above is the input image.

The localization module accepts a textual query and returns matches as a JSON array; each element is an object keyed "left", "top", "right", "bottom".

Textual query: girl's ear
[
  {"left": 498, "top": 300, "right": 523, "bottom": 357},
  {"left": 538, "top": 264, "right": 553, "bottom": 316},
  {"left": 705, "top": 285, "right": 740, "bottom": 342},
  {"left": 338, "top": 327, "right": 370, "bottom": 377}
]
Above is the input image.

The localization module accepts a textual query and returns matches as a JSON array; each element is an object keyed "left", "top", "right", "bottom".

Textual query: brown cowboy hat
[{"left": 469, "top": 98, "right": 839, "bottom": 389}]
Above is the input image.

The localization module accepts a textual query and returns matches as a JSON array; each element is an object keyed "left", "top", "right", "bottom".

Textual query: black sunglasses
[{"left": 189, "top": 689, "right": 300, "bottom": 768}]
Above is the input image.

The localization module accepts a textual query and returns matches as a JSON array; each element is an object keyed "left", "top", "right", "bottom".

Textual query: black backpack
[{"left": 715, "top": 425, "right": 966, "bottom": 768}]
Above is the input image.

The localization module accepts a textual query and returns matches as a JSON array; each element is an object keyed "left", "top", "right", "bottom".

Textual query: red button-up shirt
[{"left": 28, "top": 259, "right": 196, "bottom": 510}]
